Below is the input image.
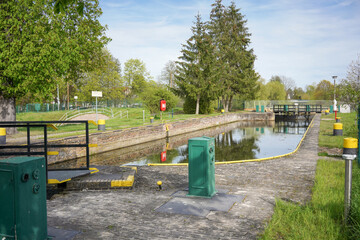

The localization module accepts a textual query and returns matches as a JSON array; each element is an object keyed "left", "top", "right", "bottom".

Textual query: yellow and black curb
[{"left": 51, "top": 166, "right": 137, "bottom": 190}]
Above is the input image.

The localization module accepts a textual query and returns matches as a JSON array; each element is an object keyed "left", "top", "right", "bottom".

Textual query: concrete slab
[
  {"left": 155, "top": 189, "right": 245, "bottom": 217},
  {"left": 48, "top": 169, "right": 93, "bottom": 184},
  {"left": 64, "top": 165, "right": 137, "bottom": 190},
  {"left": 48, "top": 226, "right": 80, "bottom": 240}
]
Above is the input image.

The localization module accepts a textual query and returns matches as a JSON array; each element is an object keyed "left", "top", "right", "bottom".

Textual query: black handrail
[{"left": 0, "top": 120, "right": 96, "bottom": 181}]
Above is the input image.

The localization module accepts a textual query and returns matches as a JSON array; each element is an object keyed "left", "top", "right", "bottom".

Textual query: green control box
[
  {"left": 188, "top": 136, "right": 217, "bottom": 198},
  {"left": 0, "top": 157, "right": 48, "bottom": 240}
]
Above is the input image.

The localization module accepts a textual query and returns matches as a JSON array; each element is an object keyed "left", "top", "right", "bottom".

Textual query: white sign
[{"left": 92, "top": 91, "right": 102, "bottom": 97}]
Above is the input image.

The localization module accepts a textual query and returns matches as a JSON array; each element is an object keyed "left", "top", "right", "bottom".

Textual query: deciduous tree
[{"left": 0, "top": 0, "right": 109, "bottom": 132}]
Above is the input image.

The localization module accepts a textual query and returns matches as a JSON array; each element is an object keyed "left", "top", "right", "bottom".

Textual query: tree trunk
[
  {"left": 195, "top": 94, "right": 200, "bottom": 115},
  {"left": 0, "top": 96, "right": 16, "bottom": 134},
  {"left": 222, "top": 95, "right": 229, "bottom": 112},
  {"left": 228, "top": 95, "right": 233, "bottom": 112}
]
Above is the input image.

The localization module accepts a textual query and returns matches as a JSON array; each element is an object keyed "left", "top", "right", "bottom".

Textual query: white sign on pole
[{"left": 92, "top": 91, "right": 102, "bottom": 97}]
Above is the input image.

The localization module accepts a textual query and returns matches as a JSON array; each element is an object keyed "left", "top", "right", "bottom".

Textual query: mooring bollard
[
  {"left": 336, "top": 117, "right": 341, "bottom": 123},
  {"left": 98, "top": 119, "right": 105, "bottom": 131},
  {"left": 343, "top": 138, "right": 358, "bottom": 222},
  {"left": 333, "top": 123, "right": 343, "bottom": 136},
  {"left": 0, "top": 128, "right": 6, "bottom": 144}
]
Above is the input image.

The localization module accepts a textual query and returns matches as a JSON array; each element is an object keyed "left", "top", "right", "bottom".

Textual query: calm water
[
  {"left": 124, "top": 120, "right": 310, "bottom": 166},
  {"left": 50, "top": 119, "right": 310, "bottom": 169}
]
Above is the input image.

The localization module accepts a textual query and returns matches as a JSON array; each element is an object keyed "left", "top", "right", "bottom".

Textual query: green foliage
[
  {"left": 261, "top": 160, "right": 346, "bottom": 240},
  {"left": 265, "top": 81, "right": 286, "bottom": 100},
  {"left": 53, "top": 0, "right": 84, "bottom": 15},
  {"left": 140, "top": 82, "right": 179, "bottom": 114},
  {"left": 174, "top": 0, "right": 259, "bottom": 114},
  {"left": 174, "top": 14, "right": 216, "bottom": 115},
  {"left": 313, "top": 80, "right": 334, "bottom": 100},
  {"left": 123, "top": 59, "right": 152, "bottom": 97},
  {"left": 0, "top": 0, "right": 109, "bottom": 111},
  {"left": 183, "top": 96, "right": 215, "bottom": 114},
  {"left": 208, "top": 0, "right": 259, "bottom": 111},
  {"left": 75, "top": 49, "right": 123, "bottom": 102}
]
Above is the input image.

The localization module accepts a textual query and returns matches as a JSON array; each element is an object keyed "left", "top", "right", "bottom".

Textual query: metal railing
[{"left": 0, "top": 120, "right": 97, "bottom": 180}]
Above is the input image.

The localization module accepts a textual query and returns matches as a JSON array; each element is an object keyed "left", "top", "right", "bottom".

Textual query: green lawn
[
  {"left": 319, "top": 112, "right": 358, "bottom": 149},
  {"left": 261, "top": 111, "right": 360, "bottom": 240},
  {"left": 13, "top": 107, "right": 226, "bottom": 139},
  {"left": 260, "top": 160, "right": 346, "bottom": 240}
]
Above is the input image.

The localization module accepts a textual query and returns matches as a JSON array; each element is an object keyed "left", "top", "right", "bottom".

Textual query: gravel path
[{"left": 47, "top": 114, "right": 320, "bottom": 240}]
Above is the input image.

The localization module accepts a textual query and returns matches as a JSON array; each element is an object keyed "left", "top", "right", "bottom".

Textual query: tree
[
  {"left": 75, "top": 49, "right": 124, "bottom": 103},
  {"left": 305, "top": 83, "right": 317, "bottom": 100},
  {"left": 0, "top": 0, "right": 109, "bottom": 132},
  {"left": 140, "top": 82, "right": 179, "bottom": 114},
  {"left": 174, "top": 14, "right": 216, "bottom": 115},
  {"left": 123, "top": 59, "right": 152, "bottom": 97},
  {"left": 54, "top": 0, "right": 85, "bottom": 15},
  {"left": 208, "top": 0, "right": 259, "bottom": 112},
  {"left": 265, "top": 81, "right": 286, "bottom": 100},
  {"left": 313, "top": 80, "right": 333, "bottom": 100},
  {"left": 339, "top": 54, "right": 360, "bottom": 109},
  {"left": 159, "top": 61, "right": 177, "bottom": 88}
]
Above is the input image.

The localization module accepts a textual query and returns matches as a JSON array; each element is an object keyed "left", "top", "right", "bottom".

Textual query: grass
[
  {"left": 319, "top": 112, "right": 358, "bottom": 148},
  {"left": 260, "top": 160, "right": 346, "bottom": 240},
  {"left": 261, "top": 111, "right": 360, "bottom": 240},
  {"left": 12, "top": 107, "right": 226, "bottom": 139}
]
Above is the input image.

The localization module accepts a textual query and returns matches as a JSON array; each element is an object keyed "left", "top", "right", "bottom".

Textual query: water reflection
[{"left": 50, "top": 119, "right": 310, "bottom": 168}]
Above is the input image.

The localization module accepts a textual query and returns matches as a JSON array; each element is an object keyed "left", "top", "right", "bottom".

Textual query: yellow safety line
[
  {"left": 89, "top": 167, "right": 99, "bottom": 174},
  {"left": 47, "top": 151, "right": 59, "bottom": 156},
  {"left": 148, "top": 116, "right": 316, "bottom": 166},
  {"left": 47, "top": 124, "right": 58, "bottom": 131},
  {"left": 47, "top": 178, "right": 71, "bottom": 184},
  {"left": 88, "top": 120, "right": 98, "bottom": 126}
]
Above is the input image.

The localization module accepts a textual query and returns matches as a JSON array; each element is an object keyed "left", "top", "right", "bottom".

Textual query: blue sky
[{"left": 99, "top": 0, "right": 360, "bottom": 89}]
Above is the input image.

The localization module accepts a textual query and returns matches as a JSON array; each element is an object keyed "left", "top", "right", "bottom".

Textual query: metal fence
[{"left": 16, "top": 100, "right": 144, "bottom": 113}]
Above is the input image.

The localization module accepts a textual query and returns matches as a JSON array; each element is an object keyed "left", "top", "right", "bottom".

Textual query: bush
[{"left": 140, "top": 83, "right": 179, "bottom": 114}]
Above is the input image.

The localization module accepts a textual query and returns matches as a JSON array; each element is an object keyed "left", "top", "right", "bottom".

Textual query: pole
[
  {"left": 344, "top": 157, "right": 353, "bottom": 221},
  {"left": 143, "top": 110, "right": 145, "bottom": 122},
  {"left": 96, "top": 96, "right": 98, "bottom": 124},
  {"left": 57, "top": 84, "right": 60, "bottom": 111}
]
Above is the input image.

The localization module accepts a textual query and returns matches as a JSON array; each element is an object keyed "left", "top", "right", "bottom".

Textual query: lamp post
[{"left": 332, "top": 75, "right": 338, "bottom": 119}]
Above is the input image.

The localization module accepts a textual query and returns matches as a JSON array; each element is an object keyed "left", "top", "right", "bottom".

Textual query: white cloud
[{"left": 100, "top": 0, "right": 360, "bottom": 89}]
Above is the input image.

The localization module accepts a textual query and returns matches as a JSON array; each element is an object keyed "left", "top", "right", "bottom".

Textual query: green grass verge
[
  {"left": 260, "top": 159, "right": 346, "bottom": 240},
  {"left": 348, "top": 163, "right": 360, "bottom": 239},
  {"left": 13, "top": 108, "right": 227, "bottom": 138},
  {"left": 319, "top": 112, "right": 357, "bottom": 148}
]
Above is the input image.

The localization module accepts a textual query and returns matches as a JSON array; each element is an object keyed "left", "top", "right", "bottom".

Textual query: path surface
[{"left": 47, "top": 114, "right": 320, "bottom": 239}]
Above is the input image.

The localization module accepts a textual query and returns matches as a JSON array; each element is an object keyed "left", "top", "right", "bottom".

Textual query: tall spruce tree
[
  {"left": 208, "top": 0, "right": 259, "bottom": 112},
  {"left": 174, "top": 14, "right": 216, "bottom": 115}
]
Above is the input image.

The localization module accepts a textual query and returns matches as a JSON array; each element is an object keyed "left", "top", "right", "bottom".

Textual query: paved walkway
[{"left": 47, "top": 114, "right": 320, "bottom": 239}]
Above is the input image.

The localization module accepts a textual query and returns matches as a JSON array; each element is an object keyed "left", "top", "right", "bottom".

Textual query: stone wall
[{"left": 47, "top": 112, "right": 274, "bottom": 164}]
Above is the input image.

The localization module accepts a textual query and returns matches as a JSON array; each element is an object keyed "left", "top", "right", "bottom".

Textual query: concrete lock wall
[{"left": 47, "top": 112, "right": 274, "bottom": 164}]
